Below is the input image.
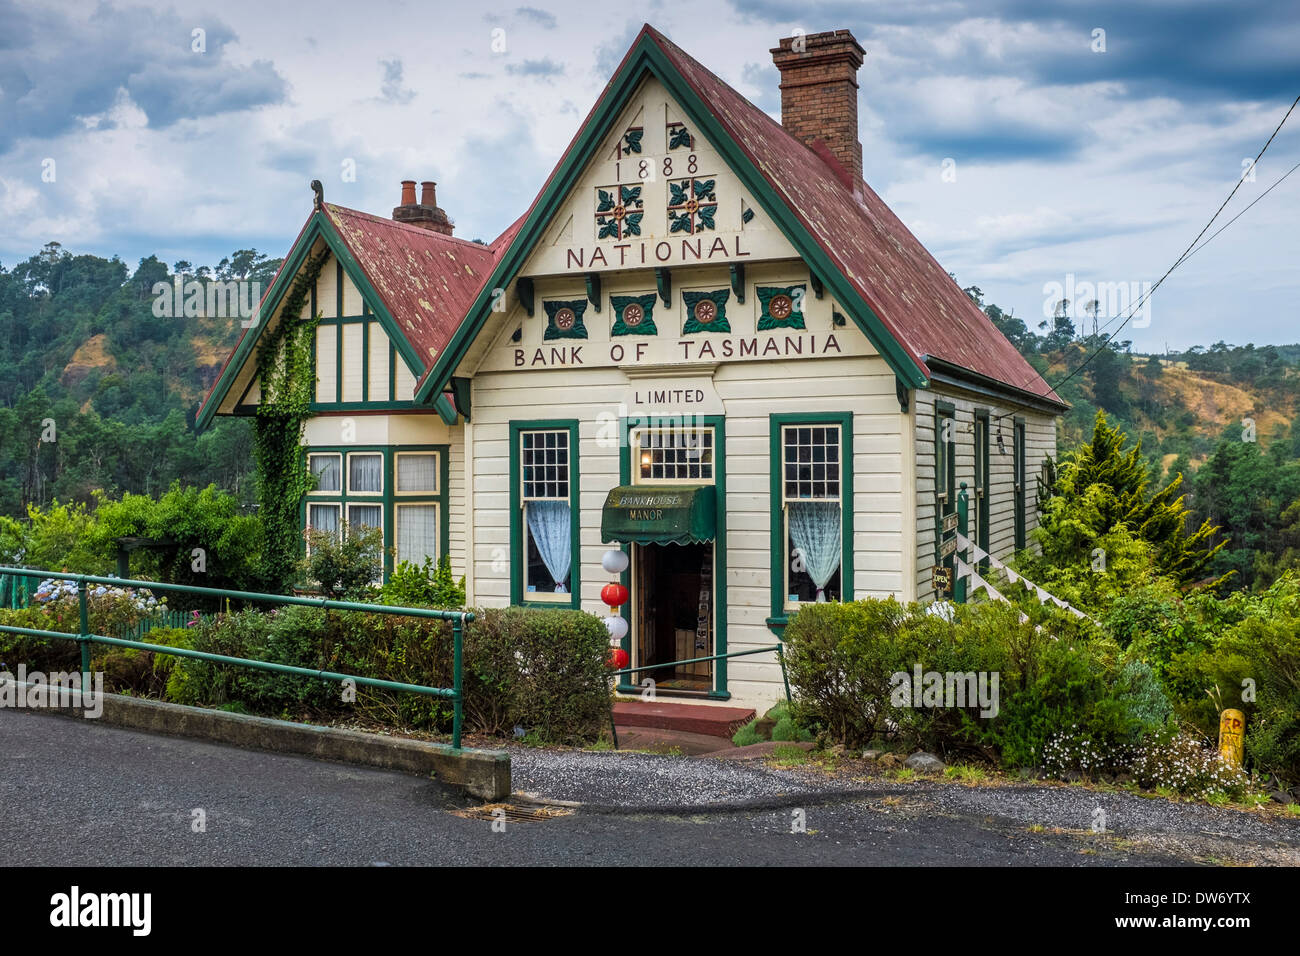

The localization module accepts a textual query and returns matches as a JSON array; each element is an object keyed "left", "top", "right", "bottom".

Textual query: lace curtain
[
  {"left": 789, "top": 500, "right": 842, "bottom": 601},
  {"left": 526, "top": 500, "right": 571, "bottom": 592}
]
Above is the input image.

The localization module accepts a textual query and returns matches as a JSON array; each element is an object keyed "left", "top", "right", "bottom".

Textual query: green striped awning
[{"left": 600, "top": 485, "right": 716, "bottom": 546}]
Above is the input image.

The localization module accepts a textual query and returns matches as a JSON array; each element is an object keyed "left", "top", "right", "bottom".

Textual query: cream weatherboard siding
[
  {"left": 459, "top": 251, "right": 910, "bottom": 708},
  {"left": 912, "top": 387, "right": 1058, "bottom": 602},
  {"left": 466, "top": 358, "right": 906, "bottom": 708}
]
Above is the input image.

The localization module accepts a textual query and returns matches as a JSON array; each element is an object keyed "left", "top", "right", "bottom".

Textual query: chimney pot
[
  {"left": 393, "top": 177, "right": 455, "bottom": 236},
  {"left": 771, "top": 29, "right": 865, "bottom": 186}
]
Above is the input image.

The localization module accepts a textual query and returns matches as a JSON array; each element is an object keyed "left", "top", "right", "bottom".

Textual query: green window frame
[
  {"left": 768, "top": 412, "right": 855, "bottom": 626},
  {"left": 301, "top": 444, "right": 450, "bottom": 583},
  {"left": 974, "top": 408, "right": 991, "bottom": 570},
  {"left": 934, "top": 401, "right": 956, "bottom": 565},
  {"left": 1013, "top": 417, "right": 1027, "bottom": 551},
  {"left": 510, "top": 420, "right": 581, "bottom": 609}
]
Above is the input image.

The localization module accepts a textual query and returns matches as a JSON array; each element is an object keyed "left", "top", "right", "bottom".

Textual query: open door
[{"left": 633, "top": 541, "right": 713, "bottom": 693}]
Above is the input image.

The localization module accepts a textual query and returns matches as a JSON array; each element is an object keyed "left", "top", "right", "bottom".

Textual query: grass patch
[
  {"left": 768, "top": 744, "right": 811, "bottom": 767},
  {"left": 732, "top": 719, "right": 762, "bottom": 747},
  {"left": 943, "top": 764, "right": 990, "bottom": 785},
  {"left": 886, "top": 768, "right": 917, "bottom": 783},
  {"left": 771, "top": 714, "right": 814, "bottom": 743}
]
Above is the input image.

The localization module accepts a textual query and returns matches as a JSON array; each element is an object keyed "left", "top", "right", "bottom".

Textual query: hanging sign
[
  {"left": 931, "top": 565, "right": 953, "bottom": 594},
  {"left": 942, "top": 513, "right": 959, "bottom": 534}
]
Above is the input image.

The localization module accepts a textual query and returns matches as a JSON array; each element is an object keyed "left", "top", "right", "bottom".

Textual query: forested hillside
[
  {"left": 965, "top": 285, "right": 1300, "bottom": 589},
  {"left": 0, "top": 242, "right": 279, "bottom": 514}
]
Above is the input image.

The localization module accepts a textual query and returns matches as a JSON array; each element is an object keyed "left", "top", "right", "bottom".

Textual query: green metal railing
[
  {"left": 0, "top": 567, "right": 474, "bottom": 749},
  {"left": 0, "top": 571, "right": 34, "bottom": 610},
  {"left": 606, "top": 643, "right": 792, "bottom": 750}
]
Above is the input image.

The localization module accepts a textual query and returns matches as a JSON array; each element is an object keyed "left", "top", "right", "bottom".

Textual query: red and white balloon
[{"left": 601, "top": 547, "right": 630, "bottom": 649}]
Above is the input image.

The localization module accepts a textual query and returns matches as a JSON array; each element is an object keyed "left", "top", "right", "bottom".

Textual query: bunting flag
[
  {"left": 951, "top": 533, "right": 1094, "bottom": 624},
  {"left": 958, "top": 557, "right": 1032, "bottom": 625}
]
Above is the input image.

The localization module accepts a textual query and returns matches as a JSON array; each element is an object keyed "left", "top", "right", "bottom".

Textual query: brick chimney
[
  {"left": 770, "top": 29, "right": 865, "bottom": 186},
  {"left": 392, "top": 179, "right": 454, "bottom": 235}
]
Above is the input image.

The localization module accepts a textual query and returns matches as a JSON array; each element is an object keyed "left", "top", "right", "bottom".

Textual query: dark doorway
[{"left": 633, "top": 541, "right": 713, "bottom": 693}]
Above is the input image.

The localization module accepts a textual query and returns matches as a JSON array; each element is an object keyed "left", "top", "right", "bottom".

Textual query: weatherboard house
[{"left": 199, "top": 26, "right": 1065, "bottom": 708}]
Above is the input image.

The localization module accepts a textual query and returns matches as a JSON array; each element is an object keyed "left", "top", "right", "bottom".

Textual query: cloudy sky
[{"left": 1, "top": 0, "right": 1297, "bottom": 351}]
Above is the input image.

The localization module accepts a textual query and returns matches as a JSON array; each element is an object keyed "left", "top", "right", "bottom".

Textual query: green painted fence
[{"left": 0, "top": 566, "right": 474, "bottom": 749}]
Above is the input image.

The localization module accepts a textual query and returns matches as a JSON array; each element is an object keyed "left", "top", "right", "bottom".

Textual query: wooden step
[{"left": 612, "top": 700, "right": 755, "bottom": 738}]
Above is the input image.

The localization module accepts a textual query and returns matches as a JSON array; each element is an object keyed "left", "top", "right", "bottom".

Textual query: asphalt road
[{"left": 0, "top": 709, "right": 1219, "bottom": 866}]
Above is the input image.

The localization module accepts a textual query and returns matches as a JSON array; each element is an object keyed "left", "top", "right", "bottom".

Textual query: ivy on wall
[{"left": 252, "top": 249, "right": 329, "bottom": 591}]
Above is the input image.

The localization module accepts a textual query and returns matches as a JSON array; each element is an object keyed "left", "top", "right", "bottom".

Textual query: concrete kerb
[
  {"left": 511, "top": 785, "right": 905, "bottom": 816},
  {"left": 24, "top": 685, "right": 511, "bottom": 801}
]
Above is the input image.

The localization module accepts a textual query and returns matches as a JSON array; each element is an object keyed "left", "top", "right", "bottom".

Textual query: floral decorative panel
[
  {"left": 611, "top": 293, "right": 658, "bottom": 337},
  {"left": 681, "top": 289, "right": 730, "bottom": 334},
  {"left": 667, "top": 177, "right": 717, "bottom": 234},
  {"left": 595, "top": 184, "right": 645, "bottom": 240},
  {"left": 757, "top": 284, "right": 807, "bottom": 331},
  {"left": 543, "top": 299, "right": 589, "bottom": 340}
]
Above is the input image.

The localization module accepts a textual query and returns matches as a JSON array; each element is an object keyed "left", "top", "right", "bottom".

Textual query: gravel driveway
[{"left": 508, "top": 746, "right": 1300, "bottom": 865}]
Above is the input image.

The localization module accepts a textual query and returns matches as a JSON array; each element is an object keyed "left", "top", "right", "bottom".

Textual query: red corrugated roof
[
  {"left": 324, "top": 204, "right": 497, "bottom": 370},
  {"left": 205, "top": 24, "right": 1062, "bottom": 422},
  {"left": 644, "top": 26, "right": 1063, "bottom": 406}
]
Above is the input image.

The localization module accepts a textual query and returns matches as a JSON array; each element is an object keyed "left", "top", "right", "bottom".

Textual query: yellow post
[{"left": 1218, "top": 709, "right": 1245, "bottom": 768}]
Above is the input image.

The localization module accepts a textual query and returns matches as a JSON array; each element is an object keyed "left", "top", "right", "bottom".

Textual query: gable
[
  {"left": 415, "top": 28, "right": 932, "bottom": 406},
  {"left": 199, "top": 206, "right": 474, "bottom": 427},
  {"left": 519, "top": 75, "right": 794, "bottom": 279},
  {"left": 215, "top": 245, "right": 423, "bottom": 416},
  {"left": 414, "top": 25, "right": 1064, "bottom": 414}
]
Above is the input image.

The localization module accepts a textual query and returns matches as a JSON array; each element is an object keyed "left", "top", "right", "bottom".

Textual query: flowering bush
[
  {"left": 1127, "top": 733, "right": 1251, "bottom": 801},
  {"left": 32, "top": 578, "right": 165, "bottom": 635},
  {"left": 1043, "top": 725, "right": 1251, "bottom": 800},
  {"left": 1042, "top": 725, "right": 1118, "bottom": 777}
]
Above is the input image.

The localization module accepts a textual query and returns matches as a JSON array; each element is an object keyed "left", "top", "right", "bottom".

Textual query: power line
[
  {"left": 1069, "top": 158, "right": 1299, "bottom": 343},
  {"left": 1180, "top": 158, "right": 1300, "bottom": 265},
  {"left": 991, "top": 92, "right": 1300, "bottom": 425}
]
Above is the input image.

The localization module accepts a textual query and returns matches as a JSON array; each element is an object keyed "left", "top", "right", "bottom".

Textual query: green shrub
[
  {"left": 96, "top": 627, "right": 191, "bottom": 698},
  {"left": 331, "top": 610, "right": 455, "bottom": 729},
  {"left": 380, "top": 555, "right": 465, "bottom": 609},
  {"left": 0, "top": 605, "right": 80, "bottom": 673},
  {"left": 0, "top": 487, "right": 265, "bottom": 602},
  {"left": 301, "top": 526, "right": 383, "bottom": 600},
  {"left": 463, "top": 607, "right": 611, "bottom": 744},
  {"left": 782, "top": 599, "right": 911, "bottom": 747},
  {"left": 0, "top": 582, "right": 167, "bottom": 675},
  {"left": 784, "top": 597, "right": 1160, "bottom": 766},
  {"left": 732, "top": 719, "right": 762, "bottom": 747},
  {"left": 163, "top": 603, "right": 611, "bottom": 744},
  {"left": 168, "top": 606, "right": 338, "bottom": 716}
]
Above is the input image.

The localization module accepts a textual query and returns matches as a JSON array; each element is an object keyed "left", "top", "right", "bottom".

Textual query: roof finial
[{"left": 310, "top": 180, "right": 324, "bottom": 210}]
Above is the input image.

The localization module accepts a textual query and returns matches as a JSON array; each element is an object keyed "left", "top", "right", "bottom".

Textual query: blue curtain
[
  {"left": 789, "top": 500, "right": 842, "bottom": 601},
  {"left": 526, "top": 500, "right": 572, "bottom": 593}
]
